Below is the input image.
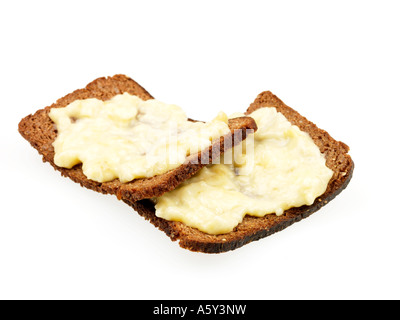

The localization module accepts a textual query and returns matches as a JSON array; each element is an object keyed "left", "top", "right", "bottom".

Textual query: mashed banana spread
[
  {"left": 49, "top": 93, "right": 230, "bottom": 183},
  {"left": 155, "top": 107, "right": 334, "bottom": 235}
]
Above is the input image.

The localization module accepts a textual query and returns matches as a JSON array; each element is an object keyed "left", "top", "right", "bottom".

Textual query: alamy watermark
[{"left": 157, "top": 126, "right": 255, "bottom": 173}]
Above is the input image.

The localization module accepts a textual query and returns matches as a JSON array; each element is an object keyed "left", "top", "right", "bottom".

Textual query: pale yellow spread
[
  {"left": 49, "top": 93, "right": 230, "bottom": 183},
  {"left": 155, "top": 107, "right": 334, "bottom": 235}
]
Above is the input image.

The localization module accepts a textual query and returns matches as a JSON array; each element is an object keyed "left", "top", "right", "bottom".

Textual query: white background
[{"left": 1, "top": 0, "right": 399, "bottom": 300}]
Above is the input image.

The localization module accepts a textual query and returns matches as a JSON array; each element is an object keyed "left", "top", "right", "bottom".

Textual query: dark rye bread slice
[
  {"left": 18, "top": 74, "right": 257, "bottom": 202},
  {"left": 126, "top": 91, "right": 354, "bottom": 253}
]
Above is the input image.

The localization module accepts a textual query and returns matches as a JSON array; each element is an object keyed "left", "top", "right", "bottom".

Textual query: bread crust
[
  {"left": 18, "top": 75, "right": 257, "bottom": 202},
  {"left": 126, "top": 91, "right": 354, "bottom": 253}
]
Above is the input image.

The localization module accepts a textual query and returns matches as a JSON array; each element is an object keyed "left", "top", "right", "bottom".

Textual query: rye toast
[
  {"left": 126, "top": 91, "right": 354, "bottom": 253},
  {"left": 18, "top": 74, "right": 257, "bottom": 202}
]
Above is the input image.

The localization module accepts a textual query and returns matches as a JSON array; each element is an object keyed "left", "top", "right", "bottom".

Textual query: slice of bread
[
  {"left": 126, "top": 91, "right": 354, "bottom": 253},
  {"left": 18, "top": 75, "right": 257, "bottom": 202}
]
